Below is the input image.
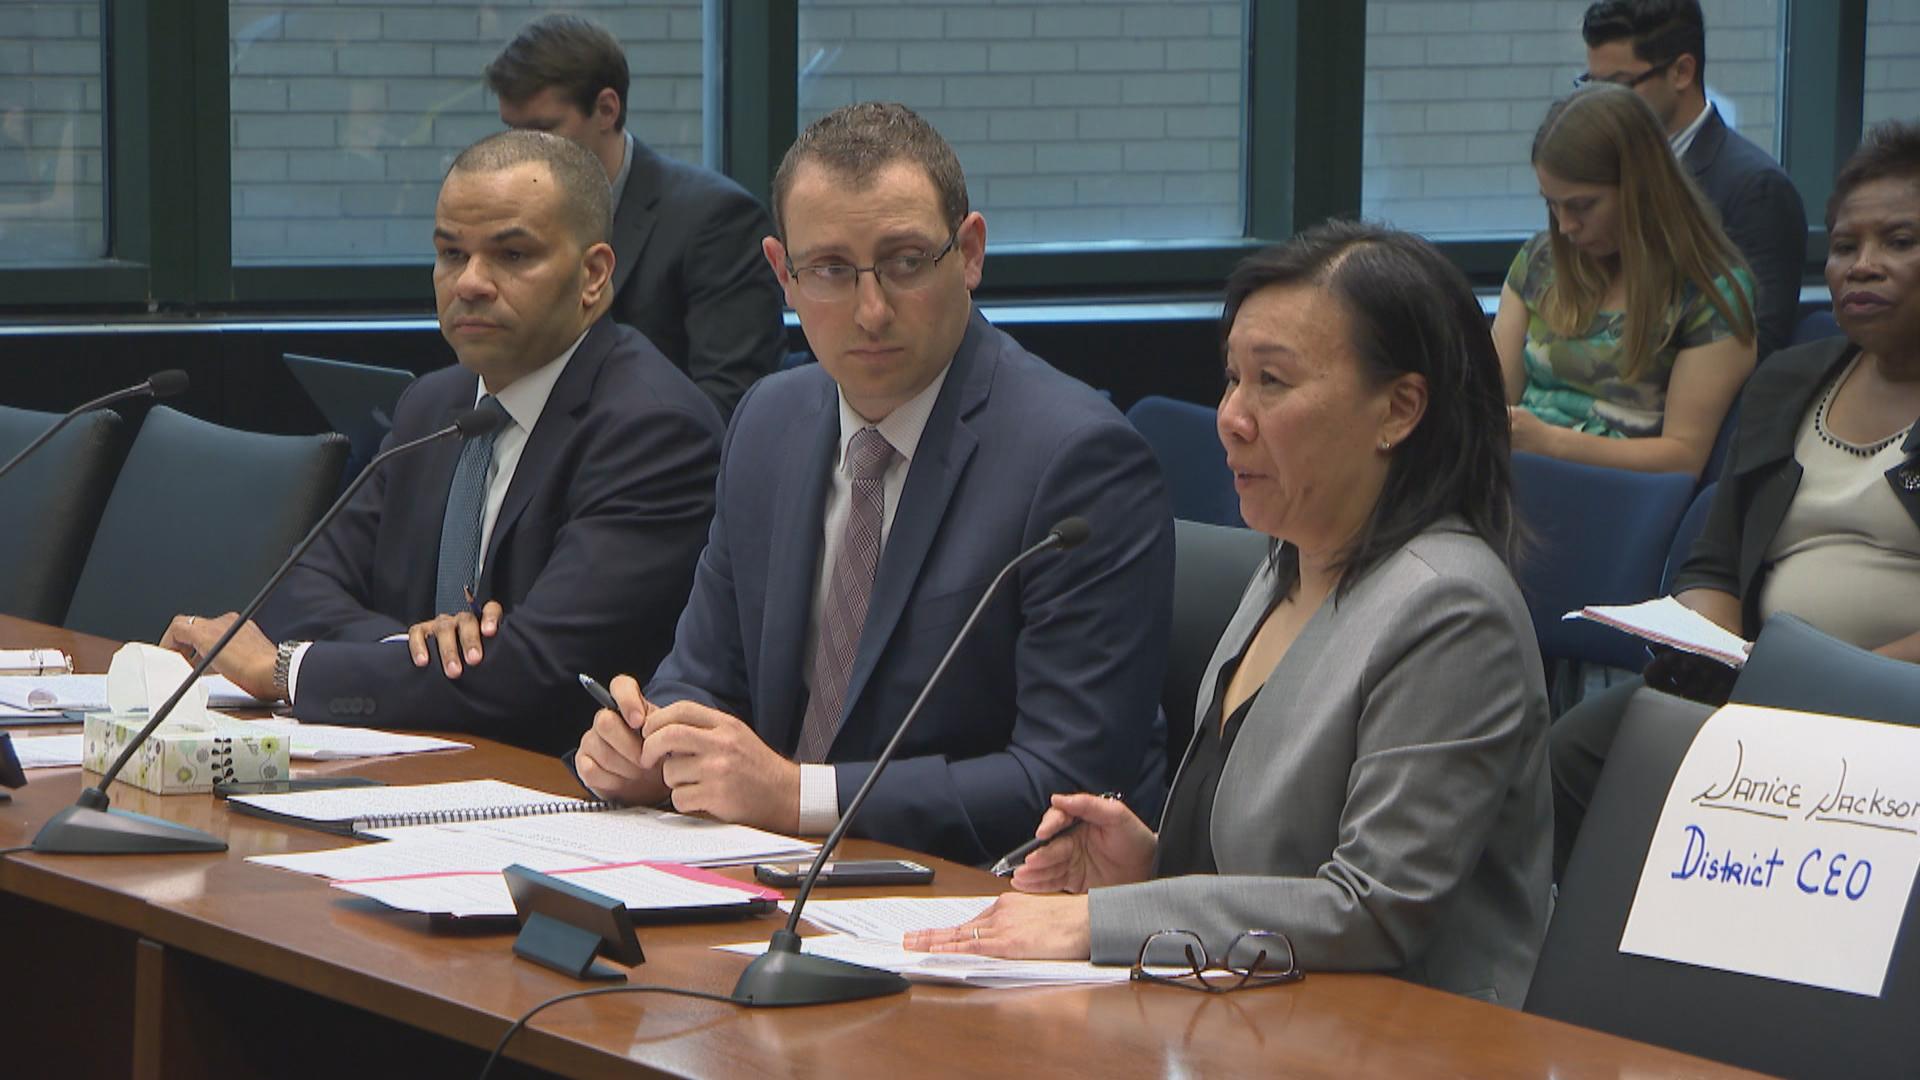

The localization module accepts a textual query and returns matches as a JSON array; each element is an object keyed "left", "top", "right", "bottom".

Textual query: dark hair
[
  {"left": 1826, "top": 120, "right": 1920, "bottom": 230},
  {"left": 486, "top": 14, "right": 628, "bottom": 131},
  {"left": 448, "top": 130, "right": 612, "bottom": 247},
  {"left": 771, "top": 103, "right": 969, "bottom": 238},
  {"left": 1581, "top": 0, "right": 1707, "bottom": 81},
  {"left": 1221, "top": 221, "right": 1519, "bottom": 597}
]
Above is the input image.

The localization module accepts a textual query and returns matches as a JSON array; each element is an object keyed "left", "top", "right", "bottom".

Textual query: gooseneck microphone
[
  {"left": 32, "top": 406, "right": 509, "bottom": 855},
  {"left": 0, "top": 370, "right": 190, "bottom": 487},
  {"left": 732, "top": 516, "right": 1093, "bottom": 1007}
]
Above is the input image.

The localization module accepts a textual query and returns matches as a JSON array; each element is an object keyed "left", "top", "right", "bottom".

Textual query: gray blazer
[{"left": 1088, "top": 522, "right": 1553, "bottom": 1006}]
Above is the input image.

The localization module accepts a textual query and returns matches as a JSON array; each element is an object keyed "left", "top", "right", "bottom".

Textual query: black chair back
[
  {"left": 1528, "top": 687, "right": 1920, "bottom": 1075},
  {"left": 63, "top": 407, "right": 347, "bottom": 642},
  {"left": 1163, "top": 520, "right": 1268, "bottom": 776},
  {"left": 0, "top": 406, "right": 127, "bottom": 624}
]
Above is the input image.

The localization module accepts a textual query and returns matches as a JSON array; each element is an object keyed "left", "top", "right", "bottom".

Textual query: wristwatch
[{"left": 273, "top": 639, "right": 307, "bottom": 700}]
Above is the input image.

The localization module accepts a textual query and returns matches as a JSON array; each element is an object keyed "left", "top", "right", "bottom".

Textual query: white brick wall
[
  {"left": 228, "top": 0, "right": 705, "bottom": 264},
  {"left": 798, "top": 0, "right": 1246, "bottom": 246},
  {"left": 1363, "top": 0, "right": 1783, "bottom": 237},
  {"left": 0, "top": 0, "right": 106, "bottom": 264},
  {"left": 1866, "top": 0, "right": 1920, "bottom": 127}
]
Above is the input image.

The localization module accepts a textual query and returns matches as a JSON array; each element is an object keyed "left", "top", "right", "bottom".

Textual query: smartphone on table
[{"left": 753, "top": 859, "right": 934, "bottom": 888}]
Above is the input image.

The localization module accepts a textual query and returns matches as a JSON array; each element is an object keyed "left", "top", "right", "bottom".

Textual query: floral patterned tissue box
[{"left": 82, "top": 712, "right": 289, "bottom": 795}]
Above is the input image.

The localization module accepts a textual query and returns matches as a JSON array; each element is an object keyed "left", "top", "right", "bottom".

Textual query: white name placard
[{"left": 1620, "top": 704, "right": 1920, "bottom": 996}]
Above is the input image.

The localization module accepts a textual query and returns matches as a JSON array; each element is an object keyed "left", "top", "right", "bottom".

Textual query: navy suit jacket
[
  {"left": 258, "top": 318, "right": 723, "bottom": 754},
  {"left": 648, "top": 312, "right": 1174, "bottom": 863},
  {"left": 609, "top": 140, "right": 786, "bottom": 420},
  {"left": 1683, "top": 106, "right": 1808, "bottom": 362}
]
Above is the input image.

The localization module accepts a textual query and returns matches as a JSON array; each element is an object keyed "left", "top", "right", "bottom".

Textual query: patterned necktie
[
  {"left": 434, "top": 395, "right": 510, "bottom": 615},
  {"left": 797, "top": 426, "right": 897, "bottom": 763}
]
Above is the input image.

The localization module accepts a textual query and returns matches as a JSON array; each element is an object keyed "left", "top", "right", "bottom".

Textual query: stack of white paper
[
  {"left": 0, "top": 649, "right": 71, "bottom": 675},
  {"left": 0, "top": 673, "right": 273, "bottom": 713},
  {"left": 363, "top": 806, "right": 817, "bottom": 866},
  {"left": 9, "top": 732, "right": 83, "bottom": 769},
  {"left": 332, "top": 860, "right": 780, "bottom": 919},
  {"left": 249, "top": 805, "right": 814, "bottom": 879},
  {"left": 717, "top": 934, "right": 1138, "bottom": 988},
  {"left": 786, "top": 896, "right": 997, "bottom": 939},
  {"left": 1563, "top": 596, "right": 1751, "bottom": 667},
  {"left": 243, "top": 720, "right": 469, "bottom": 760}
]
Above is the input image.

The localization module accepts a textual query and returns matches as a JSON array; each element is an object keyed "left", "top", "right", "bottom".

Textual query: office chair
[
  {"left": 1658, "top": 481, "right": 1717, "bottom": 596},
  {"left": 0, "top": 405, "right": 128, "bottom": 624},
  {"left": 63, "top": 406, "right": 348, "bottom": 643},
  {"left": 1162, "top": 519, "right": 1268, "bottom": 777},
  {"left": 1125, "top": 395, "right": 1243, "bottom": 528},
  {"left": 1789, "top": 308, "right": 1841, "bottom": 348},
  {"left": 1528, "top": 686, "right": 1920, "bottom": 1075},
  {"left": 1510, "top": 452, "right": 1696, "bottom": 672}
]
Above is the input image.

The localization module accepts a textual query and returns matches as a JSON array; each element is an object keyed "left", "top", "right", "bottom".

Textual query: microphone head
[
  {"left": 453, "top": 407, "right": 507, "bottom": 439},
  {"left": 145, "top": 370, "right": 190, "bottom": 398},
  {"left": 1049, "top": 516, "right": 1092, "bottom": 549}
]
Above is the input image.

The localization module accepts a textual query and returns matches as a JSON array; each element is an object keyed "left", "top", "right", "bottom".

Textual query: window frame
[{"left": 0, "top": 0, "right": 1869, "bottom": 317}]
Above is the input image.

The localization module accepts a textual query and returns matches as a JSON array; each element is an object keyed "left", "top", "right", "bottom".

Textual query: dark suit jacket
[
  {"left": 647, "top": 311, "right": 1175, "bottom": 864},
  {"left": 1682, "top": 106, "right": 1808, "bottom": 361},
  {"left": 1675, "top": 335, "right": 1920, "bottom": 635},
  {"left": 609, "top": 140, "right": 786, "bottom": 420},
  {"left": 258, "top": 318, "right": 724, "bottom": 754}
]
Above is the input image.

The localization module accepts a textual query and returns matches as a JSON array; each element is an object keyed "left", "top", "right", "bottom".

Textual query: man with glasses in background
[
  {"left": 488, "top": 14, "right": 783, "bottom": 419},
  {"left": 1581, "top": 0, "right": 1808, "bottom": 359},
  {"left": 570, "top": 103, "right": 1174, "bottom": 866}
]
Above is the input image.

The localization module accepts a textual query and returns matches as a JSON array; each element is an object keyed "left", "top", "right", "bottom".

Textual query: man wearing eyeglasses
[
  {"left": 571, "top": 102, "right": 1174, "bottom": 866},
  {"left": 1581, "top": 0, "right": 1808, "bottom": 359}
]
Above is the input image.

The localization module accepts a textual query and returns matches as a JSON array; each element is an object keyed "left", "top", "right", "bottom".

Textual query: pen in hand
[
  {"left": 990, "top": 791, "right": 1122, "bottom": 877},
  {"left": 578, "top": 673, "right": 620, "bottom": 714},
  {"left": 462, "top": 584, "right": 485, "bottom": 622}
]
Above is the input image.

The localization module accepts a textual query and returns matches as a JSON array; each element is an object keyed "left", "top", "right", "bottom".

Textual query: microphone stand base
[
  {"left": 31, "top": 804, "right": 227, "bottom": 855},
  {"left": 731, "top": 929, "right": 910, "bottom": 1007}
]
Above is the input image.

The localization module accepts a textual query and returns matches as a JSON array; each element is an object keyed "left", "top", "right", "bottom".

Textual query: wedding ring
[{"left": 972, "top": 928, "right": 980, "bottom": 942}]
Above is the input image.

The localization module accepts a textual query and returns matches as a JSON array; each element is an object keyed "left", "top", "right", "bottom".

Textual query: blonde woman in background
[{"left": 1492, "top": 83, "right": 1757, "bottom": 479}]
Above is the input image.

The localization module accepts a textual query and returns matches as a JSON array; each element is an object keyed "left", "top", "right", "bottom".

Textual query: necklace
[{"left": 1815, "top": 368, "right": 1912, "bottom": 458}]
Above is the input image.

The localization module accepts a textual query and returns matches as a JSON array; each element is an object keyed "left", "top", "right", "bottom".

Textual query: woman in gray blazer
[{"left": 909, "top": 222, "right": 1553, "bottom": 1007}]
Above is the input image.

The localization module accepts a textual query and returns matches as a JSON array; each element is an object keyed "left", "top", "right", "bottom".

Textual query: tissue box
[{"left": 82, "top": 712, "right": 290, "bottom": 795}]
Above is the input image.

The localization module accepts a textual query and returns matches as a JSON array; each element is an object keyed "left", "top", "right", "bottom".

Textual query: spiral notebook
[{"left": 226, "top": 779, "right": 606, "bottom": 837}]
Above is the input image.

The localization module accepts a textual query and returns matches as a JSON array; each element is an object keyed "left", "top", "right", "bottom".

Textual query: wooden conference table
[{"left": 0, "top": 616, "right": 1761, "bottom": 1078}]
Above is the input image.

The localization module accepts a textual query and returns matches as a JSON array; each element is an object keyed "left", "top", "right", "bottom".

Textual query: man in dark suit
[
  {"left": 1582, "top": 0, "right": 1808, "bottom": 360},
  {"left": 487, "top": 14, "right": 784, "bottom": 419},
  {"left": 573, "top": 103, "right": 1174, "bottom": 864},
  {"left": 161, "top": 131, "right": 723, "bottom": 754}
]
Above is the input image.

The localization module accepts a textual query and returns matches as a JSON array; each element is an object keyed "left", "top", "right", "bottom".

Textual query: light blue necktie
[{"left": 434, "top": 395, "right": 510, "bottom": 615}]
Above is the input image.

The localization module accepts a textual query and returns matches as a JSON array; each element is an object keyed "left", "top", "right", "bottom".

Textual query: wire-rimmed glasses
[
  {"left": 1130, "top": 929, "right": 1303, "bottom": 993},
  {"left": 785, "top": 232, "right": 959, "bottom": 302}
]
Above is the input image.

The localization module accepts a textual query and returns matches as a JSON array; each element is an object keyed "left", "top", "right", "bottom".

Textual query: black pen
[
  {"left": 463, "top": 584, "right": 485, "bottom": 622},
  {"left": 578, "top": 673, "right": 619, "bottom": 713},
  {"left": 990, "top": 792, "right": 1122, "bottom": 877}
]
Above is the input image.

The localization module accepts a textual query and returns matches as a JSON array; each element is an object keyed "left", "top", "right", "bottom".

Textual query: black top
[{"left": 1154, "top": 657, "right": 1258, "bottom": 878}]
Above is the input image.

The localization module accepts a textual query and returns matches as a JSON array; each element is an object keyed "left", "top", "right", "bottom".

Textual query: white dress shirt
[
  {"left": 1669, "top": 100, "right": 1714, "bottom": 159},
  {"left": 796, "top": 363, "right": 952, "bottom": 834},
  {"left": 286, "top": 331, "right": 587, "bottom": 703}
]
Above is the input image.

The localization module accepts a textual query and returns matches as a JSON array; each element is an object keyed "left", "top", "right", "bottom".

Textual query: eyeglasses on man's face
[
  {"left": 1574, "top": 56, "right": 1676, "bottom": 90},
  {"left": 1131, "top": 929, "right": 1304, "bottom": 993},
  {"left": 785, "top": 232, "right": 960, "bottom": 303}
]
